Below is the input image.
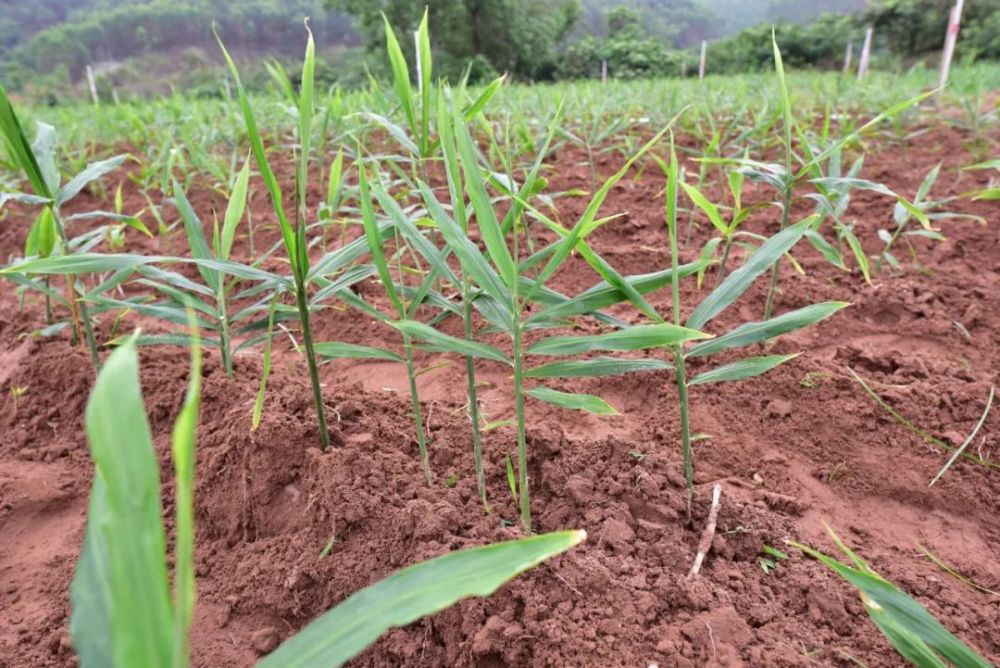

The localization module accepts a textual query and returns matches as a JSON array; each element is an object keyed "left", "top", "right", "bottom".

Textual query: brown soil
[{"left": 1, "top": 124, "right": 999, "bottom": 667}]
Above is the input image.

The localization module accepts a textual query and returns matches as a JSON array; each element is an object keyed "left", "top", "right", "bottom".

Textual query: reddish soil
[{"left": 1, "top": 124, "right": 999, "bottom": 667}]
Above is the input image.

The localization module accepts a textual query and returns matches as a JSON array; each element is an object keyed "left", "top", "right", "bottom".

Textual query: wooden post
[
  {"left": 85, "top": 64, "right": 99, "bottom": 105},
  {"left": 413, "top": 31, "right": 423, "bottom": 97},
  {"left": 843, "top": 41, "right": 853, "bottom": 73},
  {"left": 601, "top": 59, "right": 607, "bottom": 83},
  {"left": 938, "top": 0, "right": 964, "bottom": 91},
  {"left": 857, "top": 26, "right": 873, "bottom": 80},
  {"left": 698, "top": 40, "right": 707, "bottom": 81}
]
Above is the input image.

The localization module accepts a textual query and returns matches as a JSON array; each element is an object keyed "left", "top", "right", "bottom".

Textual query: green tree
[{"left": 329, "top": 0, "right": 581, "bottom": 80}]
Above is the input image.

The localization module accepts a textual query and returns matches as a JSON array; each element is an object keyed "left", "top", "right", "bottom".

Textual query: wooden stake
[
  {"left": 857, "top": 26, "right": 873, "bottom": 80},
  {"left": 688, "top": 483, "right": 722, "bottom": 578},
  {"left": 413, "top": 30, "right": 423, "bottom": 97},
  {"left": 601, "top": 59, "right": 608, "bottom": 83},
  {"left": 85, "top": 65, "right": 99, "bottom": 105},
  {"left": 843, "top": 40, "right": 853, "bottom": 73},
  {"left": 698, "top": 40, "right": 707, "bottom": 81},
  {"left": 938, "top": 0, "right": 965, "bottom": 92}
]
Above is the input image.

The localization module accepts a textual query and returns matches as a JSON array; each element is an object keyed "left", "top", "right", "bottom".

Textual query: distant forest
[{"left": 2, "top": 0, "right": 997, "bottom": 98}]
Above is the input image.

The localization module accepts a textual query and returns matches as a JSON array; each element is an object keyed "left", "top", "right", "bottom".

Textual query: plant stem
[
  {"left": 217, "top": 283, "right": 233, "bottom": 376},
  {"left": 763, "top": 185, "right": 792, "bottom": 320},
  {"left": 511, "top": 213, "right": 530, "bottom": 533},
  {"left": 463, "top": 292, "right": 488, "bottom": 509},
  {"left": 44, "top": 277, "right": 53, "bottom": 325},
  {"left": 51, "top": 207, "right": 100, "bottom": 368},
  {"left": 513, "top": 319, "right": 530, "bottom": 533},
  {"left": 675, "top": 351, "right": 693, "bottom": 514},
  {"left": 294, "top": 278, "right": 330, "bottom": 449},
  {"left": 667, "top": 141, "right": 694, "bottom": 515},
  {"left": 77, "top": 293, "right": 100, "bottom": 369},
  {"left": 403, "top": 334, "right": 433, "bottom": 485},
  {"left": 715, "top": 235, "right": 734, "bottom": 286}
]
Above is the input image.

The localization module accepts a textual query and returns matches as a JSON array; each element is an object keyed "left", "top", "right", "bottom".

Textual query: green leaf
[
  {"left": 221, "top": 155, "right": 251, "bottom": 261},
  {"left": 259, "top": 531, "right": 585, "bottom": 668},
  {"left": 309, "top": 264, "right": 377, "bottom": 307},
  {"left": 790, "top": 527, "right": 992, "bottom": 668},
  {"left": 371, "top": 179, "right": 460, "bottom": 288},
  {"left": 897, "top": 198, "right": 932, "bottom": 230},
  {"left": 837, "top": 222, "right": 871, "bottom": 284},
  {"left": 529, "top": 323, "right": 709, "bottom": 356},
  {"left": 915, "top": 163, "right": 941, "bottom": 203},
  {"left": 528, "top": 262, "right": 705, "bottom": 324},
  {"left": 215, "top": 30, "right": 297, "bottom": 271},
  {"left": 31, "top": 121, "right": 59, "bottom": 195},
  {"left": 69, "top": 340, "right": 175, "bottom": 668},
  {"left": 804, "top": 229, "right": 846, "bottom": 271},
  {"left": 687, "top": 216, "right": 813, "bottom": 330},
  {"left": 3, "top": 252, "right": 166, "bottom": 275},
  {"left": 453, "top": 103, "right": 516, "bottom": 289},
  {"left": 173, "top": 181, "right": 219, "bottom": 291},
  {"left": 687, "top": 302, "right": 848, "bottom": 357},
  {"left": 382, "top": 13, "right": 416, "bottom": 139},
  {"left": 417, "top": 180, "right": 512, "bottom": 322},
  {"left": 57, "top": 155, "right": 127, "bottom": 207},
  {"left": 0, "top": 81, "right": 54, "bottom": 199},
  {"left": 390, "top": 320, "right": 511, "bottom": 364},
  {"left": 463, "top": 76, "right": 505, "bottom": 120},
  {"left": 689, "top": 354, "right": 799, "bottom": 386},
  {"left": 797, "top": 89, "right": 937, "bottom": 177},
  {"left": 314, "top": 342, "right": 404, "bottom": 362},
  {"left": 680, "top": 181, "right": 728, "bottom": 235},
  {"left": 25, "top": 207, "right": 57, "bottom": 258},
  {"left": 526, "top": 357, "right": 671, "bottom": 378},
  {"left": 527, "top": 387, "right": 618, "bottom": 414},
  {"left": 171, "top": 318, "right": 202, "bottom": 658},
  {"left": 525, "top": 121, "right": 676, "bottom": 302},
  {"left": 358, "top": 159, "right": 404, "bottom": 316},
  {"left": 810, "top": 177, "right": 898, "bottom": 198}
]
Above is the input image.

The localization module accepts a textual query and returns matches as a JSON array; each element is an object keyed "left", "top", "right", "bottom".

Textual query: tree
[{"left": 328, "top": 0, "right": 581, "bottom": 81}]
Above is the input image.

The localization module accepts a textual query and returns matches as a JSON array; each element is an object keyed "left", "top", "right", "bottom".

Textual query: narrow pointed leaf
[
  {"left": 314, "top": 342, "right": 404, "bottom": 362},
  {"left": 221, "top": 156, "right": 251, "bottom": 261},
  {"left": 259, "top": 531, "right": 585, "bottom": 668},
  {"left": 526, "top": 357, "right": 671, "bottom": 378},
  {"left": 687, "top": 302, "right": 848, "bottom": 357},
  {"left": 529, "top": 324, "right": 709, "bottom": 356},
  {"left": 689, "top": 354, "right": 799, "bottom": 386},
  {"left": 687, "top": 216, "right": 814, "bottom": 330},
  {"left": 57, "top": 155, "right": 127, "bottom": 207},
  {"left": 391, "top": 320, "right": 511, "bottom": 364},
  {"left": 527, "top": 387, "right": 618, "bottom": 414},
  {"left": 69, "top": 341, "right": 175, "bottom": 668}
]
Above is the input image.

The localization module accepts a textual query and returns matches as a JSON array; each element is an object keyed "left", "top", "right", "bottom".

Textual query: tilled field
[{"left": 1, "top": 125, "right": 998, "bottom": 667}]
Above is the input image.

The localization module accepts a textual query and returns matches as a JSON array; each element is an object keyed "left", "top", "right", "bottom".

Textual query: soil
[{"left": 1, "top": 124, "right": 999, "bottom": 667}]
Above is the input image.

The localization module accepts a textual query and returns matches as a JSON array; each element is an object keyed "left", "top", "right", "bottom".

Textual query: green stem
[
  {"left": 294, "top": 277, "right": 330, "bottom": 449},
  {"left": 513, "top": 319, "right": 530, "bottom": 533},
  {"left": 763, "top": 186, "right": 792, "bottom": 320},
  {"left": 51, "top": 207, "right": 100, "bottom": 369},
  {"left": 44, "top": 277, "right": 53, "bottom": 325},
  {"left": 403, "top": 333, "right": 433, "bottom": 486},
  {"left": 77, "top": 292, "right": 100, "bottom": 369},
  {"left": 667, "top": 144, "right": 692, "bottom": 515},
  {"left": 715, "top": 235, "right": 734, "bottom": 286},
  {"left": 675, "top": 351, "right": 693, "bottom": 514},
  {"left": 463, "top": 292, "right": 487, "bottom": 509},
  {"left": 217, "top": 283, "right": 233, "bottom": 376}
]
